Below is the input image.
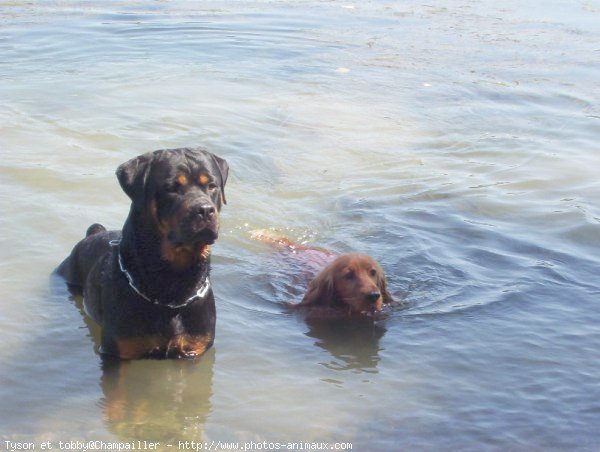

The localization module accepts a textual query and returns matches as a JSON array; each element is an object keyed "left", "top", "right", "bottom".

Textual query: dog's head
[
  {"left": 301, "top": 253, "right": 393, "bottom": 316},
  {"left": 117, "top": 147, "right": 228, "bottom": 269}
]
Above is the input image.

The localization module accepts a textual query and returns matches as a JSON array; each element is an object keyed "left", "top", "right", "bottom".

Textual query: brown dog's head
[
  {"left": 117, "top": 147, "right": 228, "bottom": 269},
  {"left": 301, "top": 253, "right": 393, "bottom": 316}
]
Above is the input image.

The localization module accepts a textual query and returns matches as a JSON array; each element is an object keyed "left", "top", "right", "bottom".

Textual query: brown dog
[{"left": 251, "top": 229, "right": 393, "bottom": 319}]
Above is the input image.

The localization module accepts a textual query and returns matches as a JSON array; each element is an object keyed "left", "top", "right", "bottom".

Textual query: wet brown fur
[
  {"left": 252, "top": 230, "right": 393, "bottom": 318},
  {"left": 298, "top": 253, "right": 393, "bottom": 316}
]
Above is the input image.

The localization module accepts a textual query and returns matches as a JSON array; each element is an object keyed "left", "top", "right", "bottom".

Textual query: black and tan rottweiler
[{"left": 56, "top": 147, "right": 228, "bottom": 359}]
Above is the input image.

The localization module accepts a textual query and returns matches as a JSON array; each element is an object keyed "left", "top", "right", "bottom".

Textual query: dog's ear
[
  {"left": 116, "top": 152, "right": 155, "bottom": 203},
  {"left": 300, "top": 268, "right": 335, "bottom": 306},
  {"left": 377, "top": 269, "right": 394, "bottom": 305},
  {"left": 209, "top": 153, "right": 229, "bottom": 205}
]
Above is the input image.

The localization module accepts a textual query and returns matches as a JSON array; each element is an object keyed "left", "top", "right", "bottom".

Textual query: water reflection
[
  {"left": 100, "top": 354, "right": 214, "bottom": 442},
  {"left": 304, "top": 318, "right": 387, "bottom": 372}
]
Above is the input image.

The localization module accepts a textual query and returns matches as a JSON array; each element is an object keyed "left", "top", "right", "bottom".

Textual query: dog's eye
[
  {"left": 344, "top": 271, "right": 355, "bottom": 280},
  {"left": 370, "top": 268, "right": 377, "bottom": 277},
  {"left": 207, "top": 182, "right": 218, "bottom": 191},
  {"left": 176, "top": 174, "right": 189, "bottom": 187}
]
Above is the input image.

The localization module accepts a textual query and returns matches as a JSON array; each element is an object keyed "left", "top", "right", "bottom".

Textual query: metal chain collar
[{"left": 110, "top": 240, "right": 210, "bottom": 309}]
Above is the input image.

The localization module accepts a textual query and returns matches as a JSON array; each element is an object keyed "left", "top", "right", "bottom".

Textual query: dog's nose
[
  {"left": 365, "top": 291, "right": 381, "bottom": 304},
  {"left": 193, "top": 204, "right": 216, "bottom": 219}
]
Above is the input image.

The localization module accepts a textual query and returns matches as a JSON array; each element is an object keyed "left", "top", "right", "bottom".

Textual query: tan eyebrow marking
[
  {"left": 198, "top": 174, "right": 209, "bottom": 185},
  {"left": 177, "top": 174, "right": 188, "bottom": 186}
]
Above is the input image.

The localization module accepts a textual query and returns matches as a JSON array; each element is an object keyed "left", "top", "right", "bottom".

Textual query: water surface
[{"left": 1, "top": 1, "right": 599, "bottom": 450}]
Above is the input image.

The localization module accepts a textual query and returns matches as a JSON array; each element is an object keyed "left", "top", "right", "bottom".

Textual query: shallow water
[{"left": 1, "top": 1, "right": 599, "bottom": 450}]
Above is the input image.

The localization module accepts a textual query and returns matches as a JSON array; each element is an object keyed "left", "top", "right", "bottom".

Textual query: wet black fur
[{"left": 55, "top": 147, "right": 228, "bottom": 359}]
